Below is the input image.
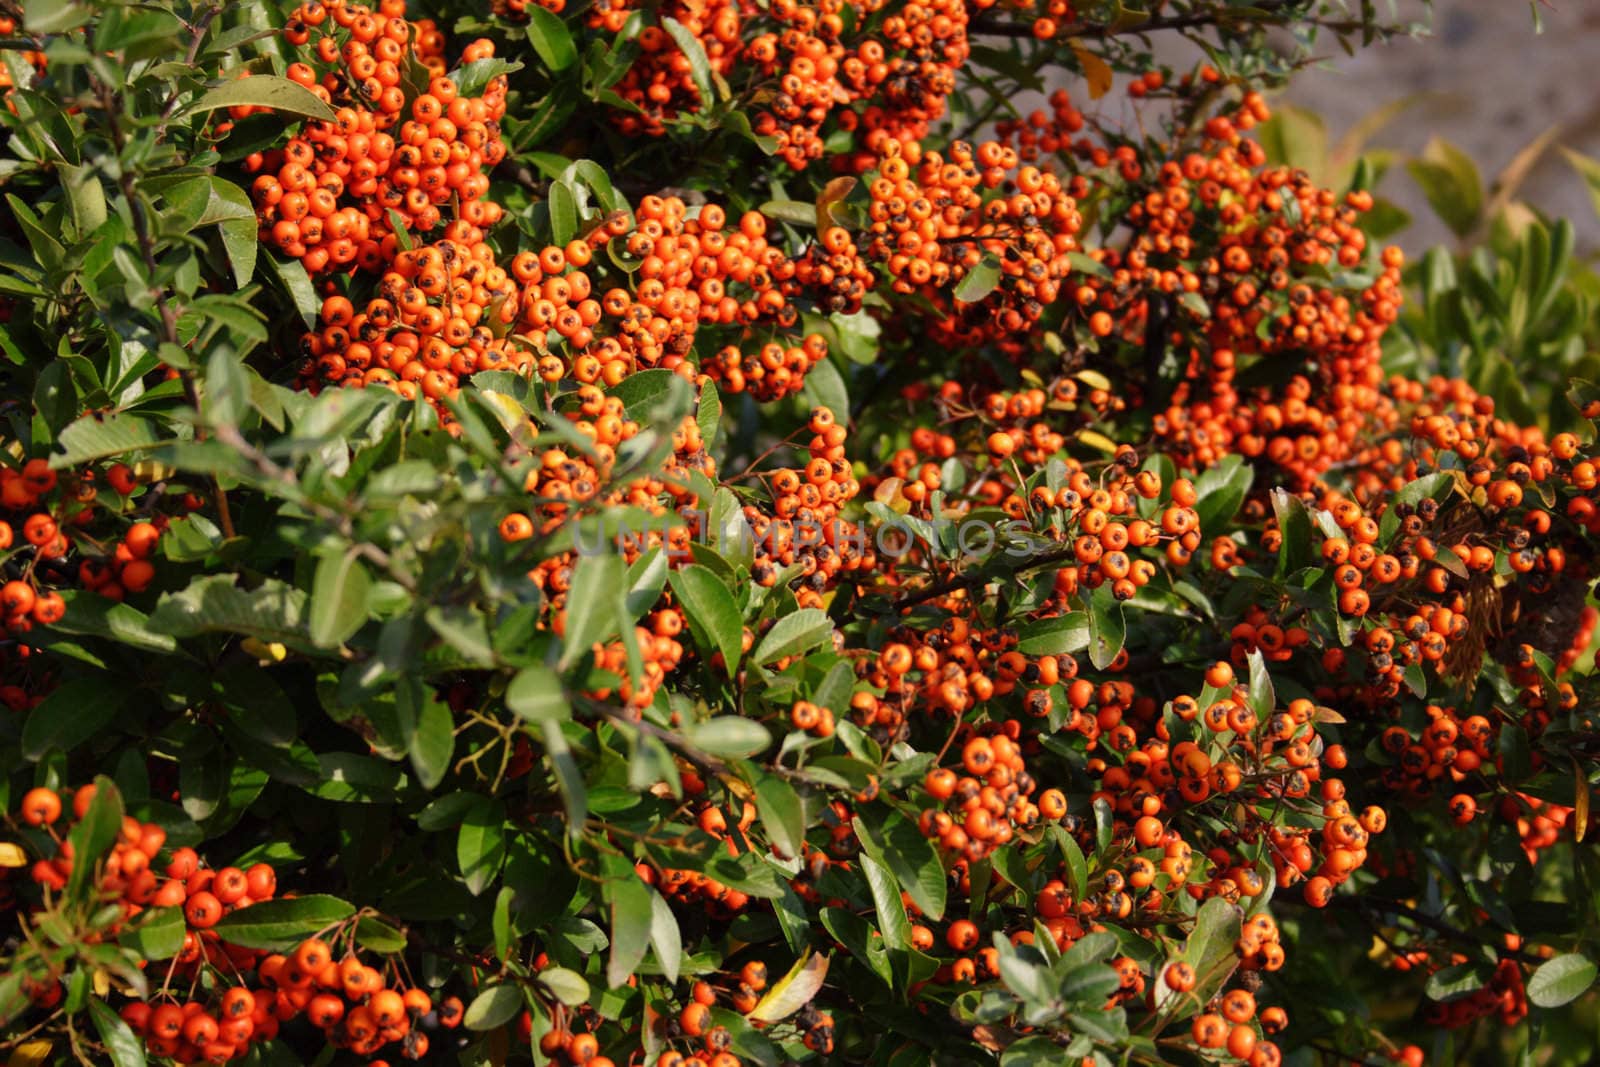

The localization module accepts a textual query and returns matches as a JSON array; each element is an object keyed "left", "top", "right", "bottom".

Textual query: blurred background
[{"left": 1281, "top": 0, "right": 1600, "bottom": 255}]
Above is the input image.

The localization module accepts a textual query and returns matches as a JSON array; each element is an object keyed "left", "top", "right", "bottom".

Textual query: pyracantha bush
[{"left": 2, "top": 2, "right": 1600, "bottom": 1066}]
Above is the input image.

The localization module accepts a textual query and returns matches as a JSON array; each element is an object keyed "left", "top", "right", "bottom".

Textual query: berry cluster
[
  {"left": 248, "top": 0, "right": 505, "bottom": 275},
  {"left": 13, "top": 786, "right": 448, "bottom": 1063}
]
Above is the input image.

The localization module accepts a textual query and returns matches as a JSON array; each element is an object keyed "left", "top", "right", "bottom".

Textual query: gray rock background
[{"left": 1279, "top": 0, "right": 1600, "bottom": 254}]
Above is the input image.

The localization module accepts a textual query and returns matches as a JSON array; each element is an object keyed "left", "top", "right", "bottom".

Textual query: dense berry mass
[{"left": 0, "top": 2, "right": 1594, "bottom": 1067}]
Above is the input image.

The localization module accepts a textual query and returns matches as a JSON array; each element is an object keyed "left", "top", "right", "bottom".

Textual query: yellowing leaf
[
  {"left": 1070, "top": 44, "right": 1113, "bottom": 100},
  {"left": 8, "top": 1041, "right": 54, "bottom": 1067},
  {"left": 1077, "top": 430, "right": 1117, "bottom": 455},
  {"left": 1575, "top": 756, "right": 1590, "bottom": 844},
  {"left": 93, "top": 969, "right": 110, "bottom": 997},
  {"left": 815, "top": 176, "right": 858, "bottom": 232},
  {"left": 749, "top": 950, "right": 829, "bottom": 1022},
  {"left": 0, "top": 842, "right": 26, "bottom": 867},
  {"left": 477, "top": 390, "right": 528, "bottom": 434}
]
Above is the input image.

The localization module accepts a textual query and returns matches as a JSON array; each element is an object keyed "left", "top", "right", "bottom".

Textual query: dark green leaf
[
  {"left": 1085, "top": 584, "right": 1125, "bottom": 671},
  {"left": 212, "top": 895, "right": 355, "bottom": 950},
  {"left": 526, "top": 7, "right": 577, "bottom": 71},
  {"left": 754, "top": 776, "right": 805, "bottom": 860},
  {"left": 669, "top": 564, "right": 743, "bottom": 673},
  {"left": 607, "top": 873, "right": 652, "bottom": 988},
  {"left": 852, "top": 813, "right": 946, "bottom": 920},
  {"left": 1016, "top": 613, "right": 1089, "bottom": 656},
  {"left": 66, "top": 776, "right": 123, "bottom": 902},
  {"left": 22, "top": 678, "right": 123, "bottom": 760},
  {"left": 185, "top": 75, "right": 337, "bottom": 122},
  {"left": 120, "top": 907, "right": 185, "bottom": 961},
  {"left": 751, "top": 608, "right": 832, "bottom": 666},
  {"left": 89, "top": 998, "right": 147, "bottom": 1067},
  {"left": 661, "top": 16, "right": 716, "bottom": 106},
  {"left": 860, "top": 852, "right": 911, "bottom": 951},
  {"left": 50, "top": 412, "right": 161, "bottom": 468},
  {"left": 457, "top": 797, "right": 507, "bottom": 896}
]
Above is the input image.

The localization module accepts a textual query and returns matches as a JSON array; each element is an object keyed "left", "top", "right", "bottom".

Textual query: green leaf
[
  {"left": 463, "top": 984, "right": 524, "bottom": 1030},
  {"left": 542, "top": 720, "right": 588, "bottom": 827},
  {"left": 309, "top": 550, "right": 371, "bottom": 648},
  {"left": 457, "top": 798, "right": 507, "bottom": 896},
  {"left": 212, "top": 181, "right": 258, "bottom": 285},
  {"left": 526, "top": 7, "right": 577, "bottom": 71},
  {"left": 60, "top": 163, "right": 107, "bottom": 236},
  {"left": 539, "top": 967, "right": 591, "bottom": 1006},
  {"left": 1560, "top": 148, "right": 1600, "bottom": 222},
  {"left": 1016, "top": 613, "right": 1089, "bottom": 656},
  {"left": 852, "top": 812, "right": 946, "bottom": 920},
  {"left": 120, "top": 907, "right": 185, "bottom": 961},
  {"left": 759, "top": 200, "right": 816, "bottom": 228},
  {"left": 1270, "top": 488, "right": 1313, "bottom": 578},
  {"left": 1066, "top": 251, "right": 1110, "bottom": 280},
  {"left": 560, "top": 553, "right": 626, "bottom": 668},
  {"left": 610, "top": 367, "right": 687, "bottom": 422},
  {"left": 607, "top": 874, "right": 652, "bottom": 988},
  {"left": 1056, "top": 826, "right": 1088, "bottom": 901},
  {"left": 1499, "top": 722, "right": 1533, "bottom": 783},
  {"left": 754, "top": 775, "right": 806, "bottom": 859},
  {"left": 697, "top": 379, "right": 721, "bottom": 449},
  {"left": 212, "top": 895, "right": 355, "bottom": 950},
  {"left": 66, "top": 776, "right": 123, "bottom": 902},
  {"left": 669, "top": 564, "right": 743, "bottom": 673},
  {"left": 1246, "top": 648, "right": 1275, "bottom": 720},
  {"left": 354, "top": 916, "right": 407, "bottom": 953},
  {"left": 1258, "top": 104, "right": 1329, "bottom": 179},
  {"left": 1425, "top": 962, "right": 1490, "bottom": 1002},
  {"left": 506, "top": 665, "right": 570, "bottom": 723},
  {"left": 1002, "top": 1036, "right": 1067, "bottom": 1066},
  {"left": 1528, "top": 954, "right": 1597, "bottom": 1008},
  {"left": 547, "top": 179, "right": 578, "bottom": 246},
  {"left": 1085, "top": 584, "right": 1126, "bottom": 671},
  {"left": 953, "top": 254, "right": 1002, "bottom": 304},
  {"left": 450, "top": 57, "right": 524, "bottom": 97},
  {"left": 184, "top": 75, "right": 337, "bottom": 122},
  {"left": 149, "top": 575, "right": 308, "bottom": 644},
  {"left": 396, "top": 681, "right": 453, "bottom": 790},
  {"left": 22, "top": 0, "right": 91, "bottom": 33},
  {"left": 50, "top": 411, "right": 161, "bottom": 468},
  {"left": 661, "top": 16, "right": 716, "bottom": 106},
  {"left": 860, "top": 852, "right": 911, "bottom": 951},
  {"left": 648, "top": 886, "right": 683, "bottom": 984},
  {"left": 1153, "top": 896, "right": 1241, "bottom": 1015},
  {"left": 685, "top": 718, "right": 770, "bottom": 758},
  {"left": 1193, "top": 454, "right": 1254, "bottom": 536},
  {"left": 1060, "top": 959, "right": 1121, "bottom": 1005},
  {"left": 751, "top": 608, "right": 833, "bottom": 666},
  {"left": 265, "top": 251, "right": 319, "bottom": 328},
  {"left": 205, "top": 350, "right": 249, "bottom": 427},
  {"left": 89, "top": 998, "right": 147, "bottom": 1067},
  {"left": 6, "top": 195, "right": 63, "bottom": 272},
  {"left": 22, "top": 677, "right": 123, "bottom": 759},
  {"left": 1407, "top": 137, "right": 1483, "bottom": 238}
]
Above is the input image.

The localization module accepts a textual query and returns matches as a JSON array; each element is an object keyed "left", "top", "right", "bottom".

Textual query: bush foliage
[{"left": 2, "top": 1, "right": 1600, "bottom": 1066}]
